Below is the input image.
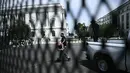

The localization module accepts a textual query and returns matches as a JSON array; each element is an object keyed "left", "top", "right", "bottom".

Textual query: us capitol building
[{"left": 0, "top": 3, "right": 69, "bottom": 43}]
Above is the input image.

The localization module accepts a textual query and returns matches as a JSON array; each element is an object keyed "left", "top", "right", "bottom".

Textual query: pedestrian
[
  {"left": 56, "top": 33, "right": 70, "bottom": 61},
  {"left": 90, "top": 18, "right": 99, "bottom": 42}
]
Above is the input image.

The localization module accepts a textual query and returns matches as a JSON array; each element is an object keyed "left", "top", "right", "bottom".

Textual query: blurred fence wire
[{"left": 0, "top": 0, "right": 128, "bottom": 73}]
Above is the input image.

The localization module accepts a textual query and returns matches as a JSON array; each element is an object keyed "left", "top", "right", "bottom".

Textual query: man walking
[{"left": 56, "top": 33, "right": 70, "bottom": 61}]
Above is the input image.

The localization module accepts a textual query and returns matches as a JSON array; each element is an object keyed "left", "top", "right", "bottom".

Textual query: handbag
[{"left": 58, "top": 42, "right": 64, "bottom": 50}]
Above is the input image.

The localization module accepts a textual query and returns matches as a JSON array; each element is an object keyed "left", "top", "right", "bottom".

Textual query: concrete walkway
[{"left": 31, "top": 41, "right": 82, "bottom": 44}]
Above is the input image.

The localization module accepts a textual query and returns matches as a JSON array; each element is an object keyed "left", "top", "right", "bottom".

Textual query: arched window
[
  {"left": 41, "top": 30, "right": 45, "bottom": 37},
  {"left": 31, "top": 31, "right": 35, "bottom": 37},
  {"left": 52, "top": 30, "right": 55, "bottom": 36},
  {"left": 50, "top": 18, "right": 55, "bottom": 26}
]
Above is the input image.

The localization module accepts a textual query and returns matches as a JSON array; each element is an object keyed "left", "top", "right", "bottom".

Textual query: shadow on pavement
[
  {"left": 54, "top": 59, "right": 71, "bottom": 63},
  {"left": 80, "top": 60, "right": 98, "bottom": 72},
  {"left": 80, "top": 60, "right": 129, "bottom": 73}
]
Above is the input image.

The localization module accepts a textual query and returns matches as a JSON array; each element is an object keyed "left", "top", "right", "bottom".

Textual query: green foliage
[
  {"left": 8, "top": 19, "right": 31, "bottom": 44},
  {"left": 99, "top": 24, "right": 118, "bottom": 39},
  {"left": 99, "top": 24, "right": 108, "bottom": 37},
  {"left": 75, "top": 23, "right": 89, "bottom": 40}
]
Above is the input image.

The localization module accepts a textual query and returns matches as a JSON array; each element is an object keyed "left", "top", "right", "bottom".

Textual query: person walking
[{"left": 56, "top": 33, "right": 70, "bottom": 61}]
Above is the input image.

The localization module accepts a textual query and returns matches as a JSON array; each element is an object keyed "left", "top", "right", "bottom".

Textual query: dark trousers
[{"left": 59, "top": 47, "right": 68, "bottom": 60}]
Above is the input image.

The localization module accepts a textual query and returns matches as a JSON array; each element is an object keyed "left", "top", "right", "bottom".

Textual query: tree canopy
[
  {"left": 75, "top": 23, "right": 89, "bottom": 40},
  {"left": 8, "top": 18, "right": 31, "bottom": 45},
  {"left": 99, "top": 24, "right": 118, "bottom": 39}
]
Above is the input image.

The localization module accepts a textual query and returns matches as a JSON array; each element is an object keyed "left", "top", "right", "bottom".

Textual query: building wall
[
  {"left": 97, "top": 1, "right": 130, "bottom": 35},
  {"left": 0, "top": 3, "right": 68, "bottom": 41},
  {"left": 119, "top": 3, "right": 130, "bottom": 34},
  {"left": 23, "top": 3, "right": 67, "bottom": 41},
  {"left": 96, "top": 14, "right": 112, "bottom": 25}
]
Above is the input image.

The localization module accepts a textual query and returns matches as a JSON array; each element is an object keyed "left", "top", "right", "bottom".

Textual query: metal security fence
[{"left": 0, "top": 0, "right": 129, "bottom": 73}]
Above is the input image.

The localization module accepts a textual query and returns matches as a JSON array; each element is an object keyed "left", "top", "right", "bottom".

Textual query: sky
[
  {"left": 7, "top": 0, "right": 128, "bottom": 32},
  {"left": 57, "top": 0, "right": 126, "bottom": 32}
]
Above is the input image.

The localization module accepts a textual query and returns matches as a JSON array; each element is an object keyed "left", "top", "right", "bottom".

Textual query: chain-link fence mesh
[{"left": 0, "top": 0, "right": 129, "bottom": 73}]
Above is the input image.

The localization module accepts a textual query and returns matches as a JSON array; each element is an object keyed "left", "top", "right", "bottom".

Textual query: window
[
  {"left": 109, "top": 16, "right": 111, "bottom": 19},
  {"left": 52, "top": 30, "right": 55, "bottom": 36},
  {"left": 127, "top": 6, "right": 129, "bottom": 10},
  {"left": 127, "top": 31, "right": 129, "bottom": 34},
  {"left": 36, "top": 12, "right": 39, "bottom": 20},
  {"left": 120, "top": 11, "right": 122, "bottom": 14},
  {"left": 121, "top": 15, "right": 124, "bottom": 29},
  {"left": 31, "top": 31, "right": 35, "bottom": 37},
  {"left": 123, "top": 8, "right": 125, "bottom": 12},
  {"left": 120, "top": 10, "right": 123, "bottom": 14},
  {"left": 39, "top": 12, "right": 48, "bottom": 26},
  {"left": 50, "top": 18, "right": 55, "bottom": 26},
  {"left": 29, "top": 13, "right": 32, "bottom": 20},
  {"left": 41, "top": 30, "right": 45, "bottom": 37},
  {"left": 126, "top": 13, "right": 129, "bottom": 29}
]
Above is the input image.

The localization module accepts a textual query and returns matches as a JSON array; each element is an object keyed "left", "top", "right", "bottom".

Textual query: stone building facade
[
  {"left": 0, "top": 3, "right": 68, "bottom": 42},
  {"left": 96, "top": 1, "right": 130, "bottom": 36}
]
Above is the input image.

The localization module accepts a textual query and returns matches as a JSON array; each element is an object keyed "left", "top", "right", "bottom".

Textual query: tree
[
  {"left": 99, "top": 24, "right": 118, "bottom": 39},
  {"left": 8, "top": 18, "right": 31, "bottom": 46},
  {"left": 99, "top": 24, "right": 107, "bottom": 37},
  {"left": 75, "top": 23, "right": 89, "bottom": 40}
]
